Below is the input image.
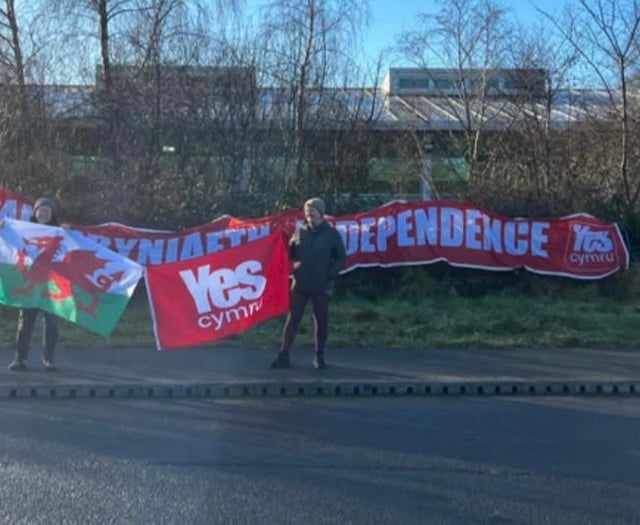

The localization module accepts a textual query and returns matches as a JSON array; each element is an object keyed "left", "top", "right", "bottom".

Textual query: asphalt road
[
  {"left": 1, "top": 396, "right": 639, "bottom": 524},
  {"left": 3, "top": 346, "right": 640, "bottom": 392}
]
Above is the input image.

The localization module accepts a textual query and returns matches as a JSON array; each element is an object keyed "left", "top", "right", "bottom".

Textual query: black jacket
[{"left": 289, "top": 220, "right": 347, "bottom": 295}]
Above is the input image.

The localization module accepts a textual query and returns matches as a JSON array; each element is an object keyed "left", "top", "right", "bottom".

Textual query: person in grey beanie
[
  {"left": 270, "top": 197, "right": 347, "bottom": 369},
  {"left": 8, "top": 197, "right": 61, "bottom": 372}
]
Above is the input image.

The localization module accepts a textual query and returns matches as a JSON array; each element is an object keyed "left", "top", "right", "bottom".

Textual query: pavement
[{"left": 1, "top": 345, "right": 640, "bottom": 400}]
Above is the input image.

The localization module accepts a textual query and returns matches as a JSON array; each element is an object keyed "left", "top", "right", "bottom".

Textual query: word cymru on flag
[{"left": 145, "top": 231, "right": 290, "bottom": 350}]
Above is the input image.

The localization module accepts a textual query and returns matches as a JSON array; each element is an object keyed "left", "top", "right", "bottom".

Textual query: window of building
[
  {"left": 398, "top": 78, "right": 431, "bottom": 89},
  {"left": 464, "top": 79, "right": 477, "bottom": 90},
  {"left": 434, "top": 78, "right": 452, "bottom": 89}
]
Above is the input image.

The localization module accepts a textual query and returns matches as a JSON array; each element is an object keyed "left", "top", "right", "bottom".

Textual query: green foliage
[{"left": 2, "top": 276, "right": 640, "bottom": 353}]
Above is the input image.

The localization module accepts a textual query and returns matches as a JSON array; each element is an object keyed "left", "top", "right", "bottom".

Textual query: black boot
[
  {"left": 270, "top": 352, "right": 290, "bottom": 369},
  {"left": 42, "top": 359, "right": 57, "bottom": 372},
  {"left": 8, "top": 358, "right": 26, "bottom": 371},
  {"left": 312, "top": 352, "right": 326, "bottom": 369}
]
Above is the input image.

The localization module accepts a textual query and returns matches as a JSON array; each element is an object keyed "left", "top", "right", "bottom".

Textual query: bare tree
[
  {"left": 539, "top": 0, "right": 640, "bottom": 214},
  {"left": 484, "top": 19, "right": 585, "bottom": 213},
  {"left": 0, "top": 0, "right": 27, "bottom": 190},
  {"left": 254, "top": 0, "right": 370, "bottom": 206},
  {"left": 44, "top": 0, "right": 242, "bottom": 223},
  {"left": 397, "top": 0, "right": 516, "bottom": 190},
  {"left": 0, "top": 0, "right": 27, "bottom": 106},
  {"left": 0, "top": 0, "right": 67, "bottom": 197}
]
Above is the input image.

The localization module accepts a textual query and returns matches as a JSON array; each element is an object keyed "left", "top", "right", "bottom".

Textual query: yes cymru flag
[
  {"left": 0, "top": 219, "right": 143, "bottom": 336},
  {"left": 145, "top": 230, "right": 290, "bottom": 350}
]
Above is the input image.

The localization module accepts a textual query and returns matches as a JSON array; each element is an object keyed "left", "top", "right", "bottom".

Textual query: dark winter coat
[{"left": 289, "top": 220, "right": 347, "bottom": 295}]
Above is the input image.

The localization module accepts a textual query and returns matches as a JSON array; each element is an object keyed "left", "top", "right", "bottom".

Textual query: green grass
[{"left": 1, "top": 290, "right": 640, "bottom": 351}]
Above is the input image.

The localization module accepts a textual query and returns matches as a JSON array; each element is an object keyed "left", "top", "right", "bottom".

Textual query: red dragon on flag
[
  {"left": 13, "top": 234, "right": 125, "bottom": 316},
  {"left": 0, "top": 219, "right": 143, "bottom": 336}
]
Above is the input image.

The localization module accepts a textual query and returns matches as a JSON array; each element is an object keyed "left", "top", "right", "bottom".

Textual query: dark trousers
[
  {"left": 15, "top": 308, "right": 58, "bottom": 362},
  {"left": 281, "top": 289, "right": 330, "bottom": 355}
]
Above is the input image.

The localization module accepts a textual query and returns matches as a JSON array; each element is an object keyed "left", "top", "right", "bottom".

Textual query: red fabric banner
[
  {"left": 75, "top": 201, "right": 628, "bottom": 280},
  {"left": 328, "top": 201, "right": 629, "bottom": 279},
  {"left": 0, "top": 188, "right": 628, "bottom": 279},
  {"left": 0, "top": 189, "right": 33, "bottom": 221},
  {"left": 145, "top": 230, "right": 290, "bottom": 350},
  {"left": 70, "top": 210, "right": 300, "bottom": 266}
]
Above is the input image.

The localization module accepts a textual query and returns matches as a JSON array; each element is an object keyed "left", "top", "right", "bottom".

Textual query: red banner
[
  {"left": 328, "top": 201, "right": 629, "bottom": 279},
  {"left": 69, "top": 210, "right": 300, "bottom": 266},
  {"left": 0, "top": 189, "right": 33, "bottom": 221},
  {"left": 74, "top": 201, "right": 628, "bottom": 280},
  {"left": 0, "top": 189, "right": 628, "bottom": 279},
  {"left": 145, "top": 230, "right": 290, "bottom": 350}
]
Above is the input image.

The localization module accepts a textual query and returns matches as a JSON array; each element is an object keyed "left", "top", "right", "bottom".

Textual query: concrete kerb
[{"left": 0, "top": 379, "right": 639, "bottom": 401}]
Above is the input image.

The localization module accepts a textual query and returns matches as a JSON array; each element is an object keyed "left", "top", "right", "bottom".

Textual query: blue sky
[
  {"left": 244, "top": 0, "right": 569, "bottom": 72},
  {"left": 361, "top": 0, "right": 567, "bottom": 63}
]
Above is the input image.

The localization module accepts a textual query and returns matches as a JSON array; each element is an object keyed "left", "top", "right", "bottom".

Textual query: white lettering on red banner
[
  {"left": 0, "top": 190, "right": 32, "bottom": 220},
  {"left": 332, "top": 207, "right": 550, "bottom": 258},
  {"left": 75, "top": 225, "right": 272, "bottom": 265},
  {"left": 145, "top": 231, "right": 290, "bottom": 350},
  {"left": 179, "top": 260, "right": 267, "bottom": 331},
  {"left": 1, "top": 189, "right": 627, "bottom": 280}
]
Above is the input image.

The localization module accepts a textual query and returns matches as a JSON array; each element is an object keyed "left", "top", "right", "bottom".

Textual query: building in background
[{"left": 13, "top": 65, "right": 618, "bottom": 213}]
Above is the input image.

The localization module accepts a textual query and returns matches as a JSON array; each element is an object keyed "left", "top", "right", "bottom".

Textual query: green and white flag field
[{"left": 0, "top": 218, "right": 143, "bottom": 336}]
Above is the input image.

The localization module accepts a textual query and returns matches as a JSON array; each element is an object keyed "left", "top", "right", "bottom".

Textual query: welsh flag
[{"left": 0, "top": 218, "right": 143, "bottom": 336}]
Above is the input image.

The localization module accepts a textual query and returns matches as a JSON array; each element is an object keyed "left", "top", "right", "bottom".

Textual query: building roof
[{"left": 7, "top": 67, "right": 625, "bottom": 132}]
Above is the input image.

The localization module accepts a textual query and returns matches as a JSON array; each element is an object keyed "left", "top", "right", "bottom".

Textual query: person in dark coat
[
  {"left": 8, "top": 197, "right": 61, "bottom": 372},
  {"left": 271, "top": 197, "right": 347, "bottom": 369}
]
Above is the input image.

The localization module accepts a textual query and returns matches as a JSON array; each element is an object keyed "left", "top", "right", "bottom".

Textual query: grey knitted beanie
[{"left": 304, "top": 197, "right": 325, "bottom": 216}]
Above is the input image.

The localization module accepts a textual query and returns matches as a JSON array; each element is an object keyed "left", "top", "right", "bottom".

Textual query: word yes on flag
[
  {"left": 145, "top": 230, "right": 290, "bottom": 350},
  {"left": 0, "top": 218, "right": 143, "bottom": 336}
]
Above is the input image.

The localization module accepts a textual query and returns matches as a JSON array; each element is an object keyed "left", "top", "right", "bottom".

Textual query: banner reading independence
[
  {"left": 0, "top": 219, "right": 143, "bottom": 336},
  {"left": 1, "top": 189, "right": 628, "bottom": 279},
  {"left": 332, "top": 201, "right": 629, "bottom": 279},
  {"left": 77, "top": 202, "right": 628, "bottom": 280},
  {"left": 145, "top": 230, "right": 290, "bottom": 350}
]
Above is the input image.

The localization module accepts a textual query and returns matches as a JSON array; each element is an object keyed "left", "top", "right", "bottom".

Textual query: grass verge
[{"left": 1, "top": 291, "right": 638, "bottom": 351}]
